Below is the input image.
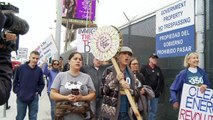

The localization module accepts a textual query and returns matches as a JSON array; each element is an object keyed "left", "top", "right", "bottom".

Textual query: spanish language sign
[
  {"left": 76, "top": 27, "right": 96, "bottom": 53},
  {"left": 156, "top": 0, "right": 195, "bottom": 58},
  {"left": 178, "top": 84, "right": 213, "bottom": 120}
]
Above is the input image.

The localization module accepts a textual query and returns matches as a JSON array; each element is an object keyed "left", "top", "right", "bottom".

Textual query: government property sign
[{"left": 156, "top": 0, "right": 195, "bottom": 58}]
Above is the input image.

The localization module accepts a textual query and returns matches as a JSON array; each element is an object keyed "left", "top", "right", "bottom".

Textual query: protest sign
[
  {"left": 178, "top": 84, "right": 213, "bottom": 120},
  {"left": 156, "top": 0, "right": 195, "bottom": 57},
  {"left": 34, "top": 35, "right": 58, "bottom": 65},
  {"left": 76, "top": 27, "right": 97, "bottom": 53},
  {"left": 17, "top": 47, "right": 28, "bottom": 59}
]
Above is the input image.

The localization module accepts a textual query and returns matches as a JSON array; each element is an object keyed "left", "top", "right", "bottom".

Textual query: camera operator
[
  {"left": 0, "top": 9, "right": 29, "bottom": 105},
  {"left": 0, "top": 32, "right": 17, "bottom": 106}
]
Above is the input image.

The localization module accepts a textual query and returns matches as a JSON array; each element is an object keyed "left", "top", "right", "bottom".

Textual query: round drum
[{"left": 90, "top": 26, "right": 122, "bottom": 61}]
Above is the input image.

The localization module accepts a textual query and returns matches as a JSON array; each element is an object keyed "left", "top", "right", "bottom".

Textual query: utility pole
[
  {"left": 55, "top": 0, "right": 62, "bottom": 59},
  {"left": 85, "top": 0, "right": 92, "bottom": 65}
]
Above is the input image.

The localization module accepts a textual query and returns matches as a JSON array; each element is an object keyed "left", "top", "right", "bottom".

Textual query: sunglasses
[{"left": 53, "top": 63, "right": 59, "bottom": 65}]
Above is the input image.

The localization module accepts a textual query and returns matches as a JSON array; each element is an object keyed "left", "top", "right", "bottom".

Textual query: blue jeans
[
  {"left": 48, "top": 92, "right": 55, "bottom": 120},
  {"left": 148, "top": 98, "right": 159, "bottom": 120},
  {"left": 96, "top": 98, "right": 102, "bottom": 117},
  {"left": 16, "top": 94, "right": 39, "bottom": 120}
]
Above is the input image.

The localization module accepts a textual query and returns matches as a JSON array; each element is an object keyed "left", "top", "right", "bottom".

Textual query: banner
[
  {"left": 17, "top": 47, "right": 28, "bottom": 59},
  {"left": 76, "top": 27, "right": 96, "bottom": 53},
  {"left": 178, "top": 84, "right": 213, "bottom": 120},
  {"left": 62, "top": 0, "right": 96, "bottom": 21},
  {"left": 34, "top": 35, "right": 58, "bottom": 65}
]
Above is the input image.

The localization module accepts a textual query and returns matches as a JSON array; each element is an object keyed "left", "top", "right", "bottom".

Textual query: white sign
[
  {"left": 17, "top": 47, "right": 28, "bottom": 59},
  {"left": 34, "top": 35, "right": 58, "bottom": 64},
  {"left": 156, "top": 0, "right": 195, "bottom": 58},
  {"left": 178, "top": 84, "right": 213, "bottom": 120},
  {"left": 156, "top": 0, "right": 194, "bottom": 34},
  {"left": 76, "top": 27, "right": 97, "bottom": 53}
]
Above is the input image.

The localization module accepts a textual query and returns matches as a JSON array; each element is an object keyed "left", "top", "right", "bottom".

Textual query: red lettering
[
  {"left": 192, "top": 112, "right": 201, "bottom": 120},
  {"left": 185, "top": 109, "right": 192, "bottom": 120},
  {"left": 81, "top": 34, "right": 90, "bottom": 40},
  {"left": 180, "top": 109, "right": 186, "bottom": 120},
  {"left": 179, "top": 109, "right": 213, "bottom": 120},
  {"left": 82, "top": 40, "right": 89, "bottom": 45},
  {"left": 208, "top": 115, "right": 213, "bottom": 120},
  {"left": 203, "top": 114, "right": 206, "bottom": 120}
]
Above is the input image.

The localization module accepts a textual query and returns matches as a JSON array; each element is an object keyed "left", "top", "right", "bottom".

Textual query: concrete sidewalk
[{"left": 0, "top": 87, "right": 51, "bottom": 120}]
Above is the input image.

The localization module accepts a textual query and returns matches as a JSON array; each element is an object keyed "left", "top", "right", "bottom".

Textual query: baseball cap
[
  {"left": 120, "top": 46, "right": 133, "bottom": 56},
  {"left": 149, "top": 53, "right": 159, "bottom": 59}
]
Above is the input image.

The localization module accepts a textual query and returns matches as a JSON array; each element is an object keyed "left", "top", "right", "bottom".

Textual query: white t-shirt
[{"left": 51, "top": 71, "right": 96, "bottom": 120}]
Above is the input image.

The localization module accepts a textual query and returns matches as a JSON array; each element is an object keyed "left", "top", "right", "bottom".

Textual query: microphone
[{"left": 3, "top": 12, "right": 29, "bottom": 35}]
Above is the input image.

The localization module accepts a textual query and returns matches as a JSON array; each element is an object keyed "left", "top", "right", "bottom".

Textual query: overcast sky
[{"left": 1, "top": 0, "right": 179, "bottom": 57}]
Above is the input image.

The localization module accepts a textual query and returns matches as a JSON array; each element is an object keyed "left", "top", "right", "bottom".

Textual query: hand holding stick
[{"left": 91, "top": 26, "right": 142, "bottom": 120}]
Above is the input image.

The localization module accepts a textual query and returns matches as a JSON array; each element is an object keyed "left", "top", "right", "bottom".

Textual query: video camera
[{"left": 0, "top": 2, "right": 29, "bottom": 51}]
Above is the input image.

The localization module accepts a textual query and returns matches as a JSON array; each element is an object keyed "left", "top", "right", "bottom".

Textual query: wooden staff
[
  {"left": 111, "top": 58, "right": 142, "bottom": 120},
  {"left": 90, "top": 26, "right": 142, "bottom": 120}
]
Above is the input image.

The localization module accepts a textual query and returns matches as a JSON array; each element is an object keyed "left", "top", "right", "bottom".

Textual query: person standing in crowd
[
  {"left": 129, "top": 57, "right": 155, "bottom": 120},
  {"left": 99, "top": 46, "right": 143, "bottom": 120},
  {"left": 170, "top": 52, "right": 211, "bottom": 110},
  {"left": 63, "top": 59, "right": 70, "bottom": 72},
  {"left": 13, "top": 50, "right": 45, "bottom": 120},
  {"left": 81, "top": 57, "right": 109, "bottom": 119},
  {"left": 59, "top": 56, "right": 64, "bottom": 71},
  {"left": 129, "top": 57, "right": 147, "bottom": 86},
  {"left": 0, "top": 32, "right": 17, "bottom": 106},
  {"left": 140, "top": 53, "right": 164, "bottom": 120},
  {"left": 50, "top": 52, "right": 96, "bottom": 120},
  {"left": 42, "top": 59, "right": 60, "bottom": 120}
]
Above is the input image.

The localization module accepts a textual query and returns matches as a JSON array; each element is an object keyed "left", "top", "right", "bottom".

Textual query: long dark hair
[{"left": 68, "top": 52, "right": 83, "bottom": 60}]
